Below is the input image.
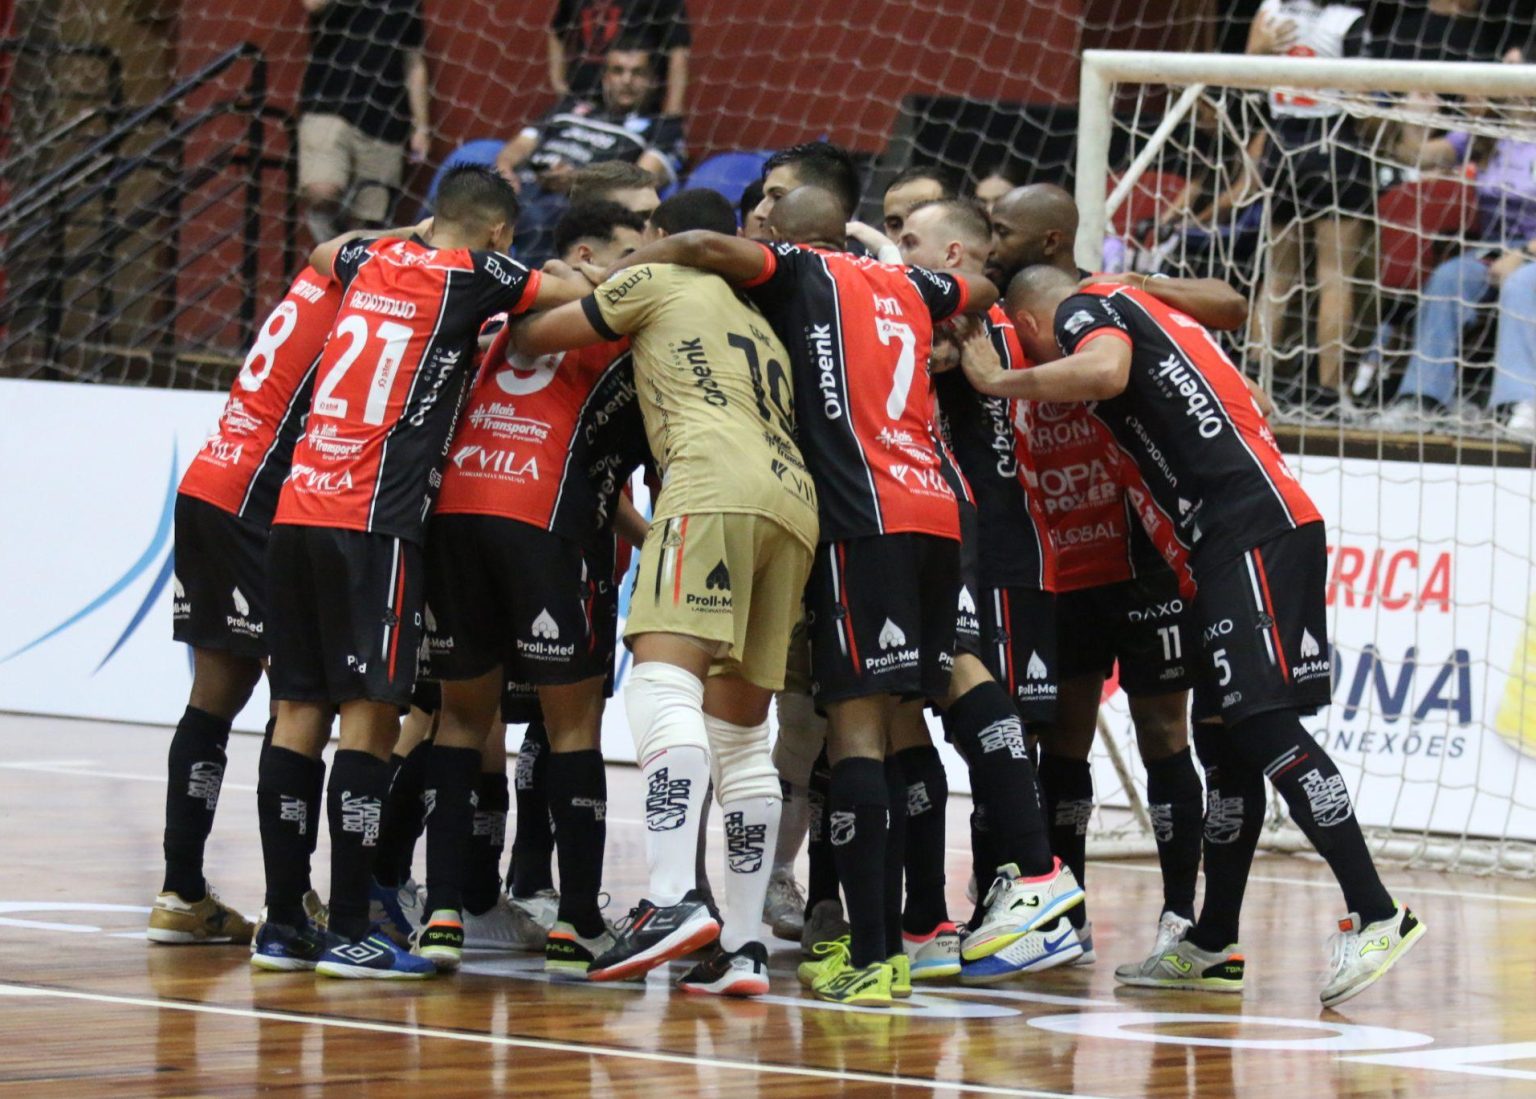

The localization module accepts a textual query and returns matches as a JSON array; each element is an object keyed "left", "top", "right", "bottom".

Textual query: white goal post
[{"left": 1073, "top": 52, "right": 1536, "bottom": 875}]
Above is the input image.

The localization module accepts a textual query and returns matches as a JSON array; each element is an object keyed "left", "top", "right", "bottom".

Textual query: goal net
[{"left": 1077, "top": 51, "right": 1536, "bottom": 874}]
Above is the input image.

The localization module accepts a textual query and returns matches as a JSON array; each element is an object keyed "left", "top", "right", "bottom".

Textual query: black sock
[
  {"left": 548, "top": 750, "right": 607, "bottom": 938},
  {"left": 374, "top": 740, "right": 431, "bottom": 887},
  {"left": 1187, "top": 725, "right": 1265, "bottom": 952},
  {"left": 945, "top": 682, "right": 1054, "bottom": 878},
  {"left": 1230, "top": 710, "right": 1395, "bottom": 924},
  {"left": 1037, "top": 752, "right": 1093, "bottom": 929},
  {"left": 258, "top": 745, "right": 318, "bottom": 927},
  {"left": 804, "top": 749, "right": 839, "bottom": 914},
  {"left": 1145, "top": 747, "right": 1204, "bottom": 921},
  {"left": 304, "top": 756, "right": 326, "bottom": 890},
  {"left": 162, "top": 706, "right": 232, "bottom": 899},
  {"left": 510, "top": 722, "right": 555, "bottom": 898},
  {"left": 883, "top": 756, "right": 909, "bottom": 957},
  {"left": 464, "top": 772, "right": 509, "bottom": 916},
  {"left": 829, "top": 757, "right": 889, "bottom": 968},
  {"left": 424, "top": 745, "right": 481, "bottom": 915},
  {"left": 895, "top": 745, "right": 948, "bottom": 935},
  {"left": 327, "top": 749, "right": 391, "bottom": 942},
  {"left": 968, "top": 803, "right": 996, "bottom": 928}
]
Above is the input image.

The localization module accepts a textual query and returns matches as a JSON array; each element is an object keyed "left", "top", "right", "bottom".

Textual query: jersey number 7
[{"left": 876, "top": 318, "right": 917, "bottom": 420}]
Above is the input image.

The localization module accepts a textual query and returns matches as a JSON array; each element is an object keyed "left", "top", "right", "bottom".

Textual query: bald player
[{"left": 987, "top": 182, "right": 1250, "bottom": 974}]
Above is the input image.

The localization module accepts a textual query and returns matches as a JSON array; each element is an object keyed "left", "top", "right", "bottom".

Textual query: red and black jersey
[
  {"left": 743, "top": 242, "right": 968, "bottom": 543},
  {"left": 274, "top": 236, "right": 542, "bottom": 543},
  {"left": 934, "top": 304, "right": 1055, "bottom": 590},
  {"left": 178, "top": 267, "right": 339, "bottom": 526},
  {"left": 434, "top": 323, "right": 649, "bottom": 553},
  {"left": 1056, "top": 286, "right": 1320, "bottom": 566}
]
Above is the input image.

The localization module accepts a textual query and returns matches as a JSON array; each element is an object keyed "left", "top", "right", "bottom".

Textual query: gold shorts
[
  {"left": 298, "top": 113, "right": 404, "bottom": 223},
  {"left": 625, "top": 512, "right": 812, "bottom": 691}
]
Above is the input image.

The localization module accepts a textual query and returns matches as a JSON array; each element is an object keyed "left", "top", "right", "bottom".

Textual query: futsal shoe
[
  {"left": 544, "top": 920, "right": 618, "bottom": 978},
  {"left": 504, "top": 889, "right": 560, "bottom": 950},
  {"left": 805, "top": 940, "right": 894, "bottom": 1007},
  {"left": 414, "top": 909, "right": 465, "bottom": 971},
  {"left": 1320, "top": 903, "right": 1426, "bottom": 1009},
  {"left": 678, "top": 942, "right": 771, "bottom": 997},
  {"left": 1070, "top": 920, "right": 1096, "bottom": 965},
  {"left": 1114, "top": 911, "right": 1194, "bottom": 984},
  {"left": 763, "top": 870, "right": 807, "bottom": 942},
  {"left": 801, "top": 898, "right": 851, "bottom": 957},
  {"left": 887, "top": 951, "right": 912, "bottom": 999},
  {"left": 463, "top": 894, "right": 538, "bottom": 951},
  {"left": 249, "top": 917, "right": 334, "bottom": 972},
  {"left": 315, "top": 932, "right": 436, "bottom": 980},
  {"left": 961, "top": 859, "right": 1084, "bottom": 961},
  {"left": 368, "top": 878, "right": 424, "bottom": 947},
  {"left": 960, "top": 918, "right": 1082, "bottom": 985},
  {"left": 148, "top": 885, "right": 254, "bottom": 945},
  {"left": 901, "top": 922, "right": 961, "bottom": 980},
  {"left": 1113, "top": 937, "right": 1245, "bottom": 992},
  {"left": 587, "top": 890, "right": 721, "bottom": 982}
]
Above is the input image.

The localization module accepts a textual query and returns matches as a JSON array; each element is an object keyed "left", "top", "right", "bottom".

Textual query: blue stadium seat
[
  {"left": 684, "top": 151, "right": 770, "bottom": 208},
  {"left": 418, "top": 138, "right": 507, "bottom": 217}
]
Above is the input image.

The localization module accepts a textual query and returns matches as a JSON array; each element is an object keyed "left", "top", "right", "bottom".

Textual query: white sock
[
  {"left": 719, "top": 795, "right": 782, "bottom": 952},
  {"left": 773, "top": 783, "right": 810, "bottom": 877},
  {"left": 625, "top": 662, "right": 712, "bottom": 906}
]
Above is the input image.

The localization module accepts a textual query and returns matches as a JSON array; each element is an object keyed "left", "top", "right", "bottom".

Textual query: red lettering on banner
[{"left": 1327, "top": 544, "right": 1452, "bottom": 613}]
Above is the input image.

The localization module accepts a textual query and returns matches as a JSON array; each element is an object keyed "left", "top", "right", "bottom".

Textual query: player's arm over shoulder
[
  {"left": 509, "top": 263, "right": 669, "bottom": 358},
  {"left": 906, "top": 265, "right": 998, "bottom": 321},
  {"left": 605, "top": 231, "right": 770, "bottom": 286}
]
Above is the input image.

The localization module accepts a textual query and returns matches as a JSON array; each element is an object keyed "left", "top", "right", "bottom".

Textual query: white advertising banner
[{"left": 1, "top": 378, "right": 1533, "bottom": 838}]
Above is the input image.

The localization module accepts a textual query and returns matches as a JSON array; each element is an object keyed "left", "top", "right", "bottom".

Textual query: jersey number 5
[
  {"left": 313, "top": 316, "right": 415, "bottom": 425},
  {"left": 876, "top": 318, "right": 917, "bottom": 420}
]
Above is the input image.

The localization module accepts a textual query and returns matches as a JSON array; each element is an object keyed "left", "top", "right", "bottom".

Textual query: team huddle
[{"left": 150, "top": 142, "right": 1424, "bottom": 1009}]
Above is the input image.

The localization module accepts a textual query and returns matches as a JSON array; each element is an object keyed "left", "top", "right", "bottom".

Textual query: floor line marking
[
  {"left": 6, "top": 761, "right": 1535, "bottom": 908},
  {"left": 0, "top": 981, "right": 1112, "bottom": 1099}
]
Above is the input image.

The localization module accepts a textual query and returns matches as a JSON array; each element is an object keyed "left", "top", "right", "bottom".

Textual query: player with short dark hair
[
  {"left": 609, "top": 185, "right": 1004, "bottom": 1005},
  {"left": 738, "top": 178, "right": 767, "bottom": 239},
  {"left": 648, "top": 188, "right": 738, "bottom": 238},
  {"left": 553, "top": 199, "right": 648, "bottom": 260},
  {"left": 413, "top": 196, "right": 652, "bottom": 974},
  {"left": 755, "top": 141, "right": 862, "bottom": 224},
  {"left": 882, "top": 164, "right": 961, "bottom": 237},
  {"left": 964, "top": 265, "right": 1425, "bottom": 1009},
  {"left": 149, "top": 265, "right": 344, "bottom": 946},
  {"left": 249, "top": 165, "right": 584, "bottom": 980}
]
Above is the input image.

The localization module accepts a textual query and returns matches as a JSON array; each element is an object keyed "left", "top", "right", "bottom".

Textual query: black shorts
[
  {"left": 1057, "top": 568, "right": 1196, "bottom": 697},
  {"left": 171, "top": 493, "right": 270, "bottom": 659},
  {"left": 1191, "top": 523, "right": 1332, "bottom": 725},
  {"left": 954, "top": 498, "right": 983, "bottom": 659},
  {"left": 805, "top": 533, "right": 958, "bottom": 705},
  {"left": 1264, "top": 115, "right": 1375, "bottom": 223},
  {"left": 423, "top": 514, "right": 616, "bottom": 688},
  {"left": 407, "top": 677, "right": 547, "bottom": 727},
  {"left": 266, "top": 524, "right": 424, "bottom": 707},
  {"left": 977, "top": 586, "right": 1058, "bottom": 723}
]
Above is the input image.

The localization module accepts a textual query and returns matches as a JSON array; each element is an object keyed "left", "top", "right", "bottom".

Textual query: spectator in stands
[
  {"left": 972, "top": 166, "right": 1021, "bottom": 215},
  {"left": 1378, "top": 47, "right": 1536, "bottom": 441},
  {"left": 738, "top": 178, "right": 766, "bottom": 238},
  {"left": 298, "top": 0, "right": 429, "bottom": 242},
  {"left": 1245, "top": 0, "right": 1376, "bottom": 418},
  {"left": 569, "top": 161, "right": 662, "bottom": 218},
  {"left": 548, "top": 0, "right": 691, "bottom": 116},
  {"left": 497, "top": 35, "right": 684, "bottom": 263},
  {"left": 1373, "top": 0, "right": 1529, "bottom": 63},
  {"left": 882, "top": 165, "right": 960, "bottom": 237}
]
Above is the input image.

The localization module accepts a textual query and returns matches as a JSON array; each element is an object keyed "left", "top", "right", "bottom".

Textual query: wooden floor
[{"left": 2, "top": 716, "right": 1535, "bottom": 1097}]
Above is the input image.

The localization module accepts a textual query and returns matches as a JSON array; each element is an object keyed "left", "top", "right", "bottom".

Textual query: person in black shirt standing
[
  {"left": 548, "top": 0, "right": 692, "bottom": 116},
  {"left": 299, "top": 0, "right": 430, "bottom": 242}
]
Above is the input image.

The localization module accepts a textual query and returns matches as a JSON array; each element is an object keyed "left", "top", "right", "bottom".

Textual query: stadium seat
[
  {"left": 685, "top": 151, "right": 770, "bottom": 207},
  {"left": 418, "top": 138, "right": 507, "bottom": 217},
  {"left": 1376, "top": 176, "right": 1481, "bottom": 293}
]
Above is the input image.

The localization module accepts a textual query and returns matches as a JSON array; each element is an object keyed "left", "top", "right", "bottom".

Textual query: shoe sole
[
  {"left": 961, "top": 944, "right": 1084, "bottom": 985},
  {"left": 910, "top": 961, "right": 961, "bottom": 980},
  {"left": 1320, "top": 919, "right": 1427, "bottom": 1009},
  {"left": 148, "top": 928, "right": 243, "bottom": 945},
  {"left": 813, "top": 989, "right": 893, "bottom": 1007},
  {"left": 588, "top": 917, "right": 721, "bottom": 983},
  {"left": 250, "top": 955, "right": 318, "bottom": 972},
  {"left": 679, "top": 974, "right": 770, "bottom": 997},
  {"left": 769, "top": 922, "right": 804, "bottom": 942},
  {"left": 961, "top": 888, "right": 1085, "bottom": 962},
  {"left": 1114, "top": 974, "right": 1244, "bottom": 993},
  {"left": 546, "top": 961, "right": 593, "bottom": 979},
  {"left": 419, "top": 947, "right": 462, "bottom": 971},
  {"left": 314, "top": 961, "right": 435, "bottom": 980}
]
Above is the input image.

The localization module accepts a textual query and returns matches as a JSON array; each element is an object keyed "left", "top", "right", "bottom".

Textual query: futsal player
[
  {"left": 509, "top": 188, "right": 820, "bottom": 996},
  {"left": 151, "top": 264, "right": 343, "bottom": 945},
  {"left": 964, "top": 265, "right": 1425, "bottom": 1008},
  {"left": 249, "top": 167, "right": 583, "bottom": 980}
]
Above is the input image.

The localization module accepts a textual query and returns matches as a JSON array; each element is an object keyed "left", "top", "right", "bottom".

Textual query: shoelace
[
  {"left": 611, "top": 904, "right": 645, "bottom": 937},
  {"left": 1326, "top": 928, "right": 1358, "bottom": 973},
  {"left": 775, "top": 876, "right": 808, "bottom": 909}
]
